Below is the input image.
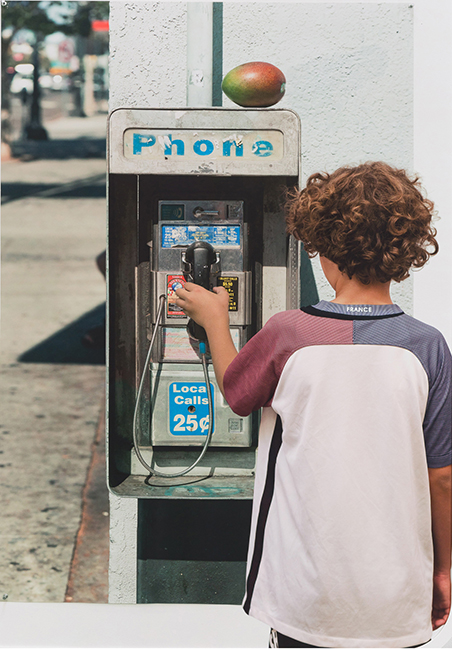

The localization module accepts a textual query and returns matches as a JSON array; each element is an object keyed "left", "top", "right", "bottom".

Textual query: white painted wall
[
  {"left": 222, "top": 2, "right": 414, "bottom": 311},
  {"left": 413, "top": 0, "right": 452, "bottom": 345},
  {"left": 109, "top": 1, "right": 415, "bottom": 312},
  {"left": 109, "top": 1, "right": 187, "bottom": 108},
  {"left": 110, "top": 2, "right": 414, "bottom": 177},
  {"left": 223, "top": 3, "right": 413, "bottom": 177},
  {"left": 108, "top": 494, "right": 137, "bottom": 604}
]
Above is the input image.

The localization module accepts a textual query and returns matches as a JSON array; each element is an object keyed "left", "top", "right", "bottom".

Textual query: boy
[{"left": 175, "top": 162, "right": 451, "bottom": 648}]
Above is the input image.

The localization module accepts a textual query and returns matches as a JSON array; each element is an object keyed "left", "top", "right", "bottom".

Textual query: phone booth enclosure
[{"left": 107, "top": 108, "right": 304, "bottom": 498}]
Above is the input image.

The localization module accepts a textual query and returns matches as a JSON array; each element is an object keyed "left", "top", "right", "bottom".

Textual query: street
[{"left": 0, "top": 112, "right": 109, "bottom": 602}]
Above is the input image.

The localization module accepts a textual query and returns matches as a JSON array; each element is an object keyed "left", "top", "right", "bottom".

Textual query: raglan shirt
[{"left": 223, "top": 301, "right": 452, "bottom": 649}]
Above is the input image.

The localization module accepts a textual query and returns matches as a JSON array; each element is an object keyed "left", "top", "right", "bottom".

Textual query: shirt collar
[{"left": 312, "top": 300, "right": 404, "bottom": 317}]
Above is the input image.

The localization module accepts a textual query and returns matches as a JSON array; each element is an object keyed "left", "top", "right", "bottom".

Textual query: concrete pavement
[{"left": 0, "top": 114, "right": 109, "bottom": 602}]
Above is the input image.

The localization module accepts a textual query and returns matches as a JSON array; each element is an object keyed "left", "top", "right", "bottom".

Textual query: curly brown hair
[{"left": 285, "top": 161, "right": 438, "bottom": 284}]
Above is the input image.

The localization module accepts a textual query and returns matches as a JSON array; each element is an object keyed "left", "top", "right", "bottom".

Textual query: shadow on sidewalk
[
  {"left": 10, "top": 137, "right": 106, "bottom": 161},
  {"left": 19, "top": 303, "right": 106, "bottom": 365},
  {"left": 1, "top": 175, "right": 106, "bottom": 204}
]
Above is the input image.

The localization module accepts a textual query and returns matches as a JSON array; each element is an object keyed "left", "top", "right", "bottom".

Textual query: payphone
[
  {"left": 132, "top": 199, "right": 254, "bottom": 477},
  {"left": 148, "top": 200, "right": 253, "bottom": 441},
  {"left": 107, "top": 108, "right": 303, "bottom": 498}
]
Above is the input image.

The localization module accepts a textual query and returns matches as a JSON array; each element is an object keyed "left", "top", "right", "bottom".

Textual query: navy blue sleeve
[
  {"left": 423, "top": 333, "right": 452, "bottom": 468},
  {"left": 354, "top": 314, "right": 452, "bottom": 468}
]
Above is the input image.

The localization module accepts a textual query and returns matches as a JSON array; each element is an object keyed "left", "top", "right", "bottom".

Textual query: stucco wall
[
  {"left": 109, "top": 1, "right": 414, "bottom": 311},
  {"left": 412, "top": 1, "right": 452, "bottom": 344},
  {"left": 223, "top": 3, "right": 413, "bottom": 177},
  {"left": 109, "top": 1, "right": 187, "bottom": 108},
  {"left": 222, "top": 2, "right": 413, "bottom": 308}
]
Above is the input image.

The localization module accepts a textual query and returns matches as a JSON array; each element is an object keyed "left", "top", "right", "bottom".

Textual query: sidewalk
[
  {"left": 0, "top": 114, "right": 108, "bottom": 603},
  {"left": 8, "top": 114, "right": 106, "bottom": 162}
]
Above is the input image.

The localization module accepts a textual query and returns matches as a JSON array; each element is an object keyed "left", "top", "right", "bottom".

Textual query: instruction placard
[
  {"left": 161, "top": 225, "right": 241, "bottom": 249},
  {"left": 217, "top": 276, "right": 239, "bottom": 311}
]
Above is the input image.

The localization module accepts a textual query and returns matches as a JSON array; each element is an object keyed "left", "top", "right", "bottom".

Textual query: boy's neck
[
  {"left": 319, "top": 256, "right": 393, "bottom": 305},
  {"left": 331, "top": 274, "right": 392, "bottom": 305}
]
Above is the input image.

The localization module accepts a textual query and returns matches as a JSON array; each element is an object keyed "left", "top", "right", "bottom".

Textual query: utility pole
[{"left": 25, "top": 34, "right": 48, "bottom": 141}]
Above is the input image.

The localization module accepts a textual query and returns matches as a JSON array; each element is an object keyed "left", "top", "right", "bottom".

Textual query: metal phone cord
[{"left": 132, "top": 294, "right": 214, "bottom": 478}]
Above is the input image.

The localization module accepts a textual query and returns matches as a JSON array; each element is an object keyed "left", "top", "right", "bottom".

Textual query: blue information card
[{"left": 162, "top": 225, "right": 241, "bottom": 249}]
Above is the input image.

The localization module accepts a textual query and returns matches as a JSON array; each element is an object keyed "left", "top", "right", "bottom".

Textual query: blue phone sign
[{"left": 169, "top": 382, "right": 214, "bottom": 436}]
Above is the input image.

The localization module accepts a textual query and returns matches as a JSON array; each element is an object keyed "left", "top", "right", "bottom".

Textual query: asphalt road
[{"left": 0, "top": 113, "right": 109, "bottom": 603}]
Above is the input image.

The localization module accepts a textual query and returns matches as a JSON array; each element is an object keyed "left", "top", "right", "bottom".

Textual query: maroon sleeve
[{"left": 223, "top": 310, "right": 303, "bottom": 416}]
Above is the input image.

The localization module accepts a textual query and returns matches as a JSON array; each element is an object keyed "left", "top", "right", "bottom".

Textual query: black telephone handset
[{"left": 182, "top": 241, "right": 217, "bottom": 342}]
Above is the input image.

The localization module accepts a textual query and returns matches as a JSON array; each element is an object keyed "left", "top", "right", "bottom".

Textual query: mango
[{"left": 222, "top": 62, "right": 286, "bottom": 108}]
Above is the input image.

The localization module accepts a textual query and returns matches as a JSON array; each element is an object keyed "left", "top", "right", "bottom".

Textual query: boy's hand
[
  {"left": 175, "top": 283, "right": 236, "bottom": 396},
  {"left": 175, "top": 282, "right": 229, "bottom": 331},
  {"left": 432, "top": 571, "right": 451, "bottom": 630}
]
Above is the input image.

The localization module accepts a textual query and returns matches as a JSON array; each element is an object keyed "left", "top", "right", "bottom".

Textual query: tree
[
  {"left": 2, "top": 2, "right": 58, "bottom": 122},
  {"left": 1, "top": 1, "right": 109, "bottom": 141}
]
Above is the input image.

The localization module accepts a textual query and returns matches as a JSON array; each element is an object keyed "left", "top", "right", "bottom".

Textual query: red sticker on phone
[{"left": 167, "top": 275, "right": 186, "bottom": 317}]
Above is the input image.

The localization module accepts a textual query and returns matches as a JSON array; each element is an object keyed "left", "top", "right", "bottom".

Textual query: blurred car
[
  {"left": 51, "top": 74, "right": 71, "bottom": 91},
  {"left": 10, "top": 71, "right": 72, "bottom": 95},
  {"left": 38, "top": 74, "right": 53, "bottom": 89}
]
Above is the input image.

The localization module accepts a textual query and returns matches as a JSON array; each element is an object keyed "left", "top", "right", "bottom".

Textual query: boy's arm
[
  {"left": 175, "top": 282, "right": 237, "bottom": 396},
  {"left": 204, "top": 317, "right": 238, "bottom": 396},
  {"left": 429, "top": 465, "right": 452, "bottom": 630},
  {"left": 176, "top": 281, "right": 288, "bottom": 413}
]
